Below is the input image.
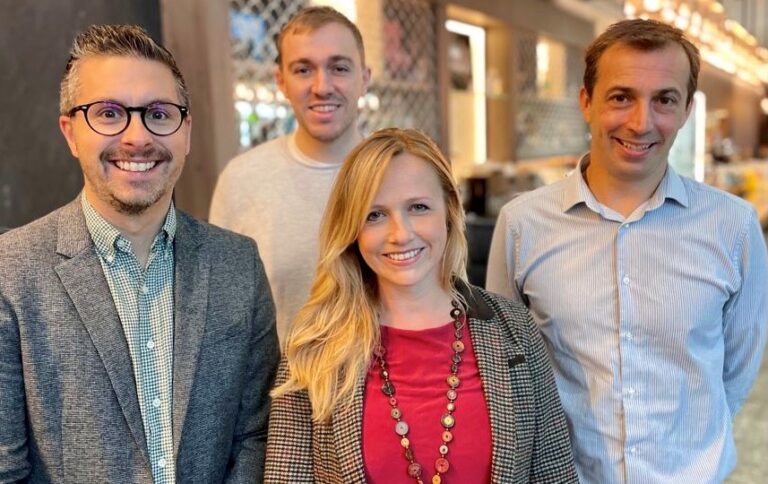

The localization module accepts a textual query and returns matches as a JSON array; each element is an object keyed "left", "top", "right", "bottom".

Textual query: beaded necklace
[{"left": 374, "top": 300, "right": 465, "bottom": 484}]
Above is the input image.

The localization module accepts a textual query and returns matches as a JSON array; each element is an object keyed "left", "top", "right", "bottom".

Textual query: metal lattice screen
[
  {"left": 229, "top": 0, "right": 440, "bottom": 150},
  {"left": 363, "top": 0, "right": 440, "bottom": 142},
  {"left": 230, "top": 0, "right": 308, "bottom": 147},
  {"left": 230, "top": 0, "right": 307, "bottom": 82},
  {"left": 515, "top": 31, "right": 588, "bottom": 160}
]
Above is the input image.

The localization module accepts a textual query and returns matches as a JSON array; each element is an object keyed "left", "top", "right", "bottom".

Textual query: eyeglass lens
[{"left": 85, "top": 102, "right": 184, "bottom": 136}]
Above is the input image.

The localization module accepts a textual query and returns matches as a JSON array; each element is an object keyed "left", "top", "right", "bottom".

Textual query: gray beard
[{"left": 108, "top": 195, "right": 158, "bottom": 216}]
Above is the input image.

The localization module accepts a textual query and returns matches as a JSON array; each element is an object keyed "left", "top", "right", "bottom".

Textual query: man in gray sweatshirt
[{"left": 210, "top": 6, "right": 370, "bottom": 342}]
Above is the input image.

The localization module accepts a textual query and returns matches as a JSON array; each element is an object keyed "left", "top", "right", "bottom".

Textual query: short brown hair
[
  {"left": 60, "top": 24, "right": 189, "bottom": 114},
  {"left": 275, "top": 6, "right": 365, "bottom": 67},
  {"left": 583, "top": 18, "right": 700, "bottom": 106}
]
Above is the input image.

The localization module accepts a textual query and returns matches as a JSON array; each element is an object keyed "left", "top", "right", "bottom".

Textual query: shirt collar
[
  {"left": 652, "top": 163, "right": 689, "bottom": 209},
  {"left": 561, "top": 153, "right": 597, "bottom": 212},
  {"left": 81, "top": 193, "right": 177, "bottom": 263},
  {"left": 561, "top": 153, "right": 689, "bottom": 214}
]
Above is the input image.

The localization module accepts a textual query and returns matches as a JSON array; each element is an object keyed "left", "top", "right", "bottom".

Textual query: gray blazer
[
  {"left": 264, "top": 284, "right": 578, "bottom": 483},
  {"left": 0, "top": 197, "right": 280, "bottom": 483}
]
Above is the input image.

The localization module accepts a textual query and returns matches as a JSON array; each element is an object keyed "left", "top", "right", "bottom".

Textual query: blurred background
[
  {"left": 1, "top": 1, "right": 767, "bottom": 481},
  {"left": 3, "top": 0, "right": 768, "bottom": 231}
]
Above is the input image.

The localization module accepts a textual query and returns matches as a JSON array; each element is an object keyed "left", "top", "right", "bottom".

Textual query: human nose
[
  {"left": 627, "top": 102, "right": 653, "bottom": 134},
  {"left": 388, "top": 213, "right": 415, "bottom": 244},
  {"left": 311, "top": 70, "right": 333, "bottom": 96},
  {"left": 119, "top": 111, "right": 153, "bottom": 145}
]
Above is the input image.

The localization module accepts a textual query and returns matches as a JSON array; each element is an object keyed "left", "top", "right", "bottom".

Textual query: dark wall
[{"left": 0, "top": 1, "right": 161, "bottom": 228}]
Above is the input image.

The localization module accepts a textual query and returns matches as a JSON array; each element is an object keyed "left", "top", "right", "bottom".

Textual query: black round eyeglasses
[{"left": 67, "top": 101, "right": 189, "bottom": 136}]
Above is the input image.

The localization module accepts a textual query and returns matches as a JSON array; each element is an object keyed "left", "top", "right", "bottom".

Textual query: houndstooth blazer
[{"left": 264, "top": 283, "right": 578, "bottom": 483}]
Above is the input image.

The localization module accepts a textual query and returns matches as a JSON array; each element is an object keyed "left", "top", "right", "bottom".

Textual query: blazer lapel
[
  {"left": 171, "top": 213, "right": 209, "bottom": 456},
  {"left": 465, "top": 290, "right": 519, "bottom": 482},
  {"left": 54, "top": 199, "right": 149, "bottom": 459},
  {"left": 332, "top": 372, "right": 367, "bottom": 482}
]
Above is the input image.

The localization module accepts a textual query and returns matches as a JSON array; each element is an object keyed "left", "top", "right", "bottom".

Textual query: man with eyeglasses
[{"left": 0, "top": 25, "right": 279, "bottom": 483}]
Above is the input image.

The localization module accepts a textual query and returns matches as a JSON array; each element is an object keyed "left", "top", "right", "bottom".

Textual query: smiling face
[
  {"left": 276, "top": 22, "right": 370, "bottom": 152},
  {"left": 580, "top": 42, "right": 691, "bottom": 191},
  {"left": 59, "top": 55, "right": 191, "bottom": 220},
  {"left": 357, "top": 152, "right": 448, "bottom": 299}
]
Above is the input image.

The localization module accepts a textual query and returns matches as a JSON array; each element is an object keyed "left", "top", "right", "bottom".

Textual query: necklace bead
[
  {"left": 382, "top": 381, "right": 395, "bottom": 396},
  {"left": 376, "top": 301, "right": 465, "bottom": 483},
  {"left": 408, "top": 462, "right": 422, "bottom": 477},
  {"left": 441, "top": 414, "right": 455, "bottom": 428}
]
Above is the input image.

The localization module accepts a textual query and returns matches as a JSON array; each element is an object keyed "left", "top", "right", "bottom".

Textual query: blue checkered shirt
[{"left": 82, "top": 195, "right": 176, "bottom": 483}]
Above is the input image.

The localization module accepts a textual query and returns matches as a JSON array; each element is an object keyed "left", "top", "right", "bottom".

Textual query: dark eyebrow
[
  {"left": 605, "top": 85, "right": 683, "bottom": 98},
  {"left": 655, "top": 88, "right": 683, "bottom": 98},
  {"left": 97, "top": 98, "right": 179, "bottom": 107}
]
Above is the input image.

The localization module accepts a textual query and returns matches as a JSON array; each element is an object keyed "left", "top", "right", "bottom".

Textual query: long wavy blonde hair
[{"left": 272, "top": 128, "right": 468, "bottom": 422}]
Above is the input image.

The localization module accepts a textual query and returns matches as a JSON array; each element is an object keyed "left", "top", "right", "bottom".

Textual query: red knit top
[{"left": 362, "top": 320, "right": 492, "bottom": 483}]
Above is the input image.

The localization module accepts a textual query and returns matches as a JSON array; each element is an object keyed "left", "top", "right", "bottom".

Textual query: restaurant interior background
[
  {"left": 3, "top": 0, "right": 768, "bottom": 277},
  {"left": 2, "top": 1, "right": 768, "bottom": 481}
]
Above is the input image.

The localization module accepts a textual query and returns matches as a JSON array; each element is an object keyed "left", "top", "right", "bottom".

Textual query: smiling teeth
[
  {"left": 115, "top": 161, "right": 157, "bottom": 172},
  {"left": 618, "top": 139, "right": 652, "bottom": 150},
  {"left": 386, "top": 249, "right": 421, "bottom": 261},
  {"left": 312, "top": 105, "right": 338, "bottom": 112}
]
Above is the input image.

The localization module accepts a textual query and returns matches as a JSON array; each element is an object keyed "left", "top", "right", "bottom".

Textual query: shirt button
[
  {"left": 621, "top": 332, "right": 633, "bottom": 340},
  {"left": 628, "top": 446, "right": 639, "bottom": 454},
  {"left": 622, "top": 275, "right": 630, "bottom": 285},
  {"left": 141, "top": 285, "right": 148, "bottom": 294},
  {"left": 624, "top": 387, "right": 636, "bottom": 397},
  {"left": 106, "top": 255, "right": 114, "bottom": 263},
  {"left": 152, "top": 397, "right": 161, "bottom": 408},
  {"left": 146, "top": 340, "right": 155, "bottom": 350},
  {"left": 158, "top": 458, "right": 166, "bottom": 468}
]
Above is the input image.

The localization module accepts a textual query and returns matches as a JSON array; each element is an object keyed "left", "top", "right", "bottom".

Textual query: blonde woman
[{"left": 264, "top": 128, "right": 577, "bottom": 483}]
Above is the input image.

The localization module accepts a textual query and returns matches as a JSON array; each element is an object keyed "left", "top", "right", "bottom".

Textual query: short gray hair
[{"left": 59, "top": 24, "right": 189, "bottom": 114}]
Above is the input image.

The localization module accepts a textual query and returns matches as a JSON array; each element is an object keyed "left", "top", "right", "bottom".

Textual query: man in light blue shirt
[{"left": 487, "top": 19, "right": 768, "bottom": 483}]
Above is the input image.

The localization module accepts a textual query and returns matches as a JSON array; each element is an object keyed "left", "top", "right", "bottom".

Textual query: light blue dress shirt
[{"left": 486, "top": 155, "right": 768, "bottom": 483}]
